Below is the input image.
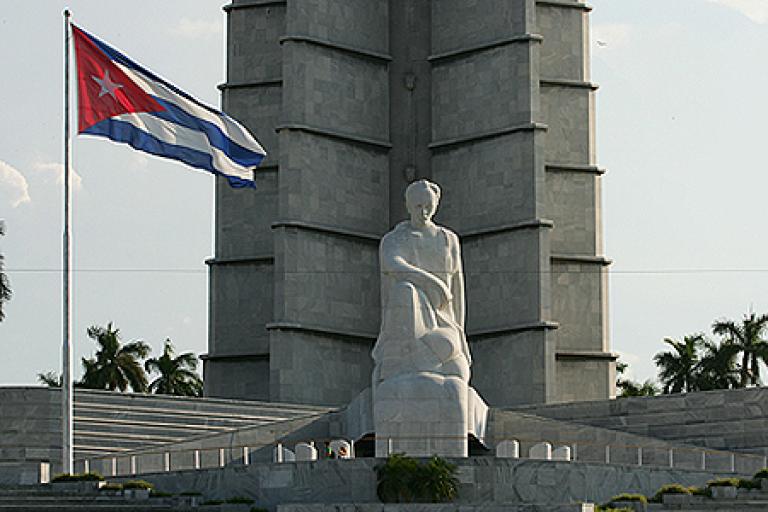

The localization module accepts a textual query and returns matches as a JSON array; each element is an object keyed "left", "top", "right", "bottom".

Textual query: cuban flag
[{"left": 71, "top": 25, "right": 265, "bottom": 188}]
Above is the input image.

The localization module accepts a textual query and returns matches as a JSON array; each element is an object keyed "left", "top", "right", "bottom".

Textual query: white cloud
[
  {"left": 170, "top": 18, "right": 223, "bottom": 38},
  {"left": 592, "top": 23, "right": 634, "bottom": 50},
  {"left": 33, "top": 162, "right": 83, "bottom": 191},
  {"left": 0, "top": 160, "right": 31, "bottom": 207},
  {"left": 708, "top": 0, "right": 768, "bottom": 23}
]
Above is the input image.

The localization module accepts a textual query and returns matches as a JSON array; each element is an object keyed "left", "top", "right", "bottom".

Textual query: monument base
[{"left": 346, "top": 382, "right": 488, "bottom": 458}]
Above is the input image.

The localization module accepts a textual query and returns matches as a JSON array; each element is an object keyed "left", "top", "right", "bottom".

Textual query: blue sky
[{"left": 1, "top": 0, "right": 767, "bottom": 388}]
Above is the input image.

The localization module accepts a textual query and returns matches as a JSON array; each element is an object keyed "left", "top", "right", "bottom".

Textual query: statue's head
[{"left": 405, "top": 179, "right": 441, "bottom": 226}]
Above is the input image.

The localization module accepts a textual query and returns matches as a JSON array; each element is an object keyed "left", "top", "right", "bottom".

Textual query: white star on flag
[{"left": 91, "top": 69, "right": 123, "bottom": 99}]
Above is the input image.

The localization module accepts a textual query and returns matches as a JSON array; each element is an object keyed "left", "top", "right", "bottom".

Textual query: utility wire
[{"left": 8, "top": 268, "right": 768, "bottom": 275}]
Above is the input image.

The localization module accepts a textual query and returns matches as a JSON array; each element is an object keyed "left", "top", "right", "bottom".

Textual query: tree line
[
  {"left": 38, "top": 322, "right": 203, "bottom": 397},
  {"left": 618, "top": 311, "right": 768, "bottom": 397}
]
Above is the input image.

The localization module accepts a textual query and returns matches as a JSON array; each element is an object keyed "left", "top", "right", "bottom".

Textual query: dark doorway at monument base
[{"left": 349, "top": 433, "right": 490, "bottom": 459}]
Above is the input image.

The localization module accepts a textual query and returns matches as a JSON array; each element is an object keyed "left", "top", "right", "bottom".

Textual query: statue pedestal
[{"left": 373, "top": 373, "right": 469, "bottom": 457}]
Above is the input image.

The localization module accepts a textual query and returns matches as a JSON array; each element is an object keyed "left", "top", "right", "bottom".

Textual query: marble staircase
[
  {"left": 0, "top": 386, "right": 333, "bottom": 477},
  {"left": 510, "top": 386, "right": 768, "bottom": 457},
  {"left": 73, "top": 390, "right": 332, "bottom": 458}
]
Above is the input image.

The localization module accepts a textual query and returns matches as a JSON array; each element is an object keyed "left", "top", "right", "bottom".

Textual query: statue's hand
[{"left": 426, "top": 278, "right": 452, "bottom": 309}]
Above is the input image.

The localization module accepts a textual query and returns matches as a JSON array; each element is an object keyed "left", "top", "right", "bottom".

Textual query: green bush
[
  {"left": 122, "top": 479, "right": 155, "bottom": 490},
  {"left": 151, "top": 491, "right": 173, "bottom": 497},
  {"left": 754, "top": 468, "right": 768, "bottom": 480},
  {"left": 51, "top": 471, "right": 105, "bottom": 482},
  {"left": 226, "top": 496, "right": 255, "bottom": 504},
  {"left": 596, "top": 506, "right": 633, "bottom": 512},
  {"left": 419, "top": 456, "right": 460, "bottom": 503},
  {"left": 180, "top": 491, "right": 203, "bottom": 496},
  {"left": 707, "top": 477, "right": 739, "bottom": 487},
  {"left": 650, "top": 483, "right": 690, "bottom": 503},
  {"left": 609, "top": 493, "right": 647, "bottom": 504},
  {"left": 99, "top": 483, "right": 123, "bottom": 491},
  {"left": 737, "top": 478, "right": 760, "bottom": 490},
  {"left": 202, "top": 499, "right": 224, "bottom": 505},
  {"left": 375, "top": 454, "right": 459, "bottom": 503}
]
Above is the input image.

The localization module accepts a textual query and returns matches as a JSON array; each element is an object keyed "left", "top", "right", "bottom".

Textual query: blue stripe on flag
[
  {"left": 148, "top": 97, "right": 264, "bottom": 167},
  {"left": 83, "top": 119, "right": 257, "bottom": 188}
]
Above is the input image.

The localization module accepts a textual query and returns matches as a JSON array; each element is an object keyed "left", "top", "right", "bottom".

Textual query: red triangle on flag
[{"left": 72, "top": 25, "right": 165, "bottom": 133}]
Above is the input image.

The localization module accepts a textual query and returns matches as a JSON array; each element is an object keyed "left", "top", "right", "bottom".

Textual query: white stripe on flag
[
  {"left": 115, "top": 62, "right": 263, "bottom": 154},
  {"left": 113, "top": 112, "right": 256, "bottom": 180}
]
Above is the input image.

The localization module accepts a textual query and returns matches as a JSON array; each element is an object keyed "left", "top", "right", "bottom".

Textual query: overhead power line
[{"left": 8, "top": 267, "right": 768, "bottom": 276}]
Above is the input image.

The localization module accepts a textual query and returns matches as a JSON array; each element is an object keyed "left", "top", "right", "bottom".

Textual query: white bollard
[
  {"left": 495, "top": 440, "right": 520, "bottom": 459},
  {"left": 529, "top": 442, "right": 552, "bottom": 460},
  {"left": 295, "top": 442, "right": 318, "bottom": 462},
  {"left": 552, "top": 445, "right": 571, "bottom": 461}
]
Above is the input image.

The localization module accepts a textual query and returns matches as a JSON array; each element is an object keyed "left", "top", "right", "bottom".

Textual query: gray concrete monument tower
[{"left": 205, "top": 0, "right": 614, "bottom": 407}]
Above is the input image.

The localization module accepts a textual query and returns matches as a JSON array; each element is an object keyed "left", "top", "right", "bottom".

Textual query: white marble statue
[{"left": 372, "top": 179, "right": 486, "bottom": 457}]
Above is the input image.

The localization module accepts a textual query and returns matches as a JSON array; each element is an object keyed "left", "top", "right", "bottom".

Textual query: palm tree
[
  {"left": 616, "top": 359, "right": 658, "bottom": 397},
  {"left": 0, "top": 221, "right": 12, "bottom": 322},
  {"left": 37, "top": 371, "right": 62, "bottom": 388},
  {"left": 80, "top": 322, "right": 150, "bottom": 392},
  {"left": 696, "top": 339, "right": 740, "bottom": 391},
  {"left": 712, "top": 312, "right": 768, "bottom": 387},
  {"left": 618, "top": 379, "right": 659, "bottom": 397},
  {"left": 144, "top": 339, "right": 203, "bottom": 396},
  {"left": 654, "top": 334, "right": 704, "bottom": 394}
]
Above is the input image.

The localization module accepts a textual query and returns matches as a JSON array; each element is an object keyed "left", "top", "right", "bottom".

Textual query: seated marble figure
[{"left": 372, "top": 179, "right": 486, "bottom": 457}]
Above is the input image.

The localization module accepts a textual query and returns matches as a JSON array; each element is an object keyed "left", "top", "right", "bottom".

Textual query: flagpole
[{"left": 62, "top": 8, "right": 73, "bottom": 475}]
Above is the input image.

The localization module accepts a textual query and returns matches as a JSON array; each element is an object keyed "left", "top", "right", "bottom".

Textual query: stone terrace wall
[
  {"left": 115, "top": 457, "right": 738, "bottom": 508},
  {"left": 510, "top": 387, "right": 768, "bottom": 457}
]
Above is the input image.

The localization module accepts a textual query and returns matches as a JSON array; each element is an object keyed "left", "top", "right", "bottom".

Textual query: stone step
[
  {"left": 74, "top": 389, "right": 330, "bottom": 416},
  {"left": 74, "top": 400, "right": 322, "bottom": 420},
  {"left": 74, "top": 404, "right": 322, "bottom": 427}
]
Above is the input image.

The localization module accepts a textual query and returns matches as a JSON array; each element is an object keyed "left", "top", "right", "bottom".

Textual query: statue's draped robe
[
  {"left": 372, "top": 222, "right": 471, "bottom": 384},
  {"left": 370, "top": 221, "right": 488, "bottom": 456}
]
